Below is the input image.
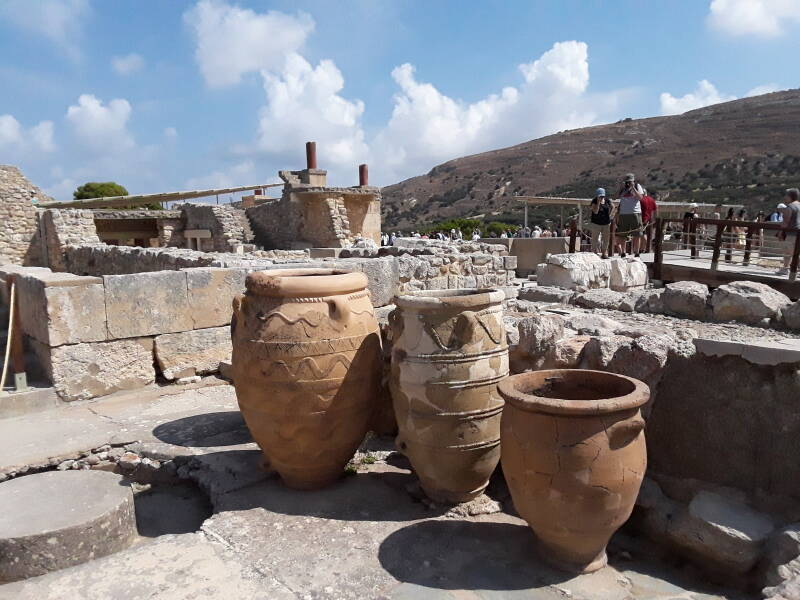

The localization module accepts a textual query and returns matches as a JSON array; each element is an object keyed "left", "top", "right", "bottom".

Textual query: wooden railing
[{"left": 653, "top": 217, "right": 800, "bottom": 281}]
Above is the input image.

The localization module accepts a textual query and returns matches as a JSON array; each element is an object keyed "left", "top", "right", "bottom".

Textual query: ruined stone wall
[
  {"left": 0, "top": 165, "right": 51, "bottom": 266},
  {"left": 246, "top": 196, "right": 301, "bottom": 249},
  {"left": 158, "top": 217, "right": 184, "bottom": 247},
  {"left": 63, "top": 244, "right": 308, "bottom": 276},
  {"left": 181, "top": 204, "right": 252, "bottom": 252},
  {"left": 41, "top": 209, "right": 101, "bottom": 271}
]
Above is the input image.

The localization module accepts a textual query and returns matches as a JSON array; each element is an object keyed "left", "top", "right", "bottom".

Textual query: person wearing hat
[
  {"left": 778, "top": 188, "right": 800, "bottom": 275},
  {"left": 614, "top": 173, "right": 644, "bottom": 257},
  {"left": 588, "top": 187, "right": 613, "bottom": 257}
]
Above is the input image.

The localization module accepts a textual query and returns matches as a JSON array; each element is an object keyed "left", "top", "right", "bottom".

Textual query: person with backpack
[
  {"left": 614, "top": 173, "right": 644, "bottom": 257},
  {"left": 588, "top": 187, "right": 613, "bottom": 258}
]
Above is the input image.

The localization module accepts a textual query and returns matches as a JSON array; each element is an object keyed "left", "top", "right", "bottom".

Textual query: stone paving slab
[
  {"left": 0, "top": 533, "right": 280, "bottom": 600},
  {"left": 0, "top": 383, "right": 748, "bottom": 599},
  {"left": 0, "top": 380, "right": 235, "bottom": 474}
]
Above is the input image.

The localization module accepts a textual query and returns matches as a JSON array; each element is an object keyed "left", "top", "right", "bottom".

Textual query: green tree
[{"left": 73, "top": 182, "right": 129, "bottom": 199}]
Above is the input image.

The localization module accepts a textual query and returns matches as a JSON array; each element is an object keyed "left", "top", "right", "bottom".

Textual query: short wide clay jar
[
  {"left": 390, "top": 289, "right": 508, "bottom": 503},
  {"left": 499, "top": 369, "right": 649, "bottom": 573},
  {"left": 232, "top": 269, "right": 382, "bottom": 490}
]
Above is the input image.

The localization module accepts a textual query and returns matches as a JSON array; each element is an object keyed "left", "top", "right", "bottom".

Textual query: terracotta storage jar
[
  {"left": 499, "top": 369, "right": 649, "bottom": 573},
  {"left": 232, "top": 269, "right": 381, "bottom": 490},
  {"left": 389, "top": 289, "right": 508, "bottom": 503}
]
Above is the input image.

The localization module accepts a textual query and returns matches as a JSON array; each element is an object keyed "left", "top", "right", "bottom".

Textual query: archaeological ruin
[{"left": 1, "top": 146, "right": 800, "bottom": 600}]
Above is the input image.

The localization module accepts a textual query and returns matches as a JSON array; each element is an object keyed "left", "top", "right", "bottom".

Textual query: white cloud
[
  {"left": 0, "top": 114, "right": 55, "bottom": 153},
  {"left": 66, "top": 94, "right": 134, "bottom": 152},
  {"left": 746, "top": 84, "right": 780, "bottom": 97},
  {"left": 254, "top": 53, "right": 369, "bottom": 171},
  {"left": 0, "top": 0, "right": 89, "bottom": 61},
  {"left": 184, "top": 160, "right": 257, "bottom": 190},
  {"left": 659, "top": 80, "right": 736, "bottom": 115},
  {"left": 111, "top": 53, "right": 144, "bottom": 75},
  {"left": 184, "top": 0, "right": 314, "bottom": 88},
  {"left": 372, "top": 41, "right": 617, "bottom": 183},
  {"left": 164, "top": 127, "right": 178, "bottom": 140},
  {"left": 707, "top": 0, "right": 800, "bottom": 37}
]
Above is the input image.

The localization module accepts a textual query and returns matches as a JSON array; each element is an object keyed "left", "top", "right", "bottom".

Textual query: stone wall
[
  {"left": 63, "top": 244, "right": 309, "bottom": 276},
  {"left": 41, "top": 209, "right": 101, "bottom": 271},
  {"left": 1, "top": 264, "right": 247, "bottom": 401},
  {"left": 0, "top": 165, "right": 51, "bottom": 266},
  {"left": 246, "top": 169, "right": 381, "bottom": 249},
  {"left": 180, "top": 204, "right": 252, "bottom": 252}
]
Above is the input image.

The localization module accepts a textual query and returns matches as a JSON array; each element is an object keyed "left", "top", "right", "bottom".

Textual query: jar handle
[
  {"left": 329, "top": 296, "right": 352, "bottom": 325},
  {"left": 607, "top": 416, "right": 646, "bottom": 449}
]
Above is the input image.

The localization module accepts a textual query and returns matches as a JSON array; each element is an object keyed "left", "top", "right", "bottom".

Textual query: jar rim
[{"left": 246, "top": 268, "right": 368, "bottom": 297}]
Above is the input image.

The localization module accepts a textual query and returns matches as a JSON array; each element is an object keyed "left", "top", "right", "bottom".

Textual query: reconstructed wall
[{"left": 0, "top": 166, "right": 51, "bottom": 266}]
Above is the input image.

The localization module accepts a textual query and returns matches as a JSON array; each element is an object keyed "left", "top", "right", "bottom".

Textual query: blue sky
[{"left": 0, "top": 0, "right": 798, "bottom": 201}]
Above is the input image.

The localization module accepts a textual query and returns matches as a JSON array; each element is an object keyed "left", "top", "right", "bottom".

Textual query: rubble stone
[
  {"left": 783, "top": 301, "right": 800, "bottom": 330},
  {"left": 566, "top": 313, "right": 623, "bottom": 337},
  {"left": 155, "top": 327, "right": 232, "bottom": 380},
  {"left": 536, "top": 252, "right": 611, "bottom": 290},
  {"left": 762, "top": 524, "right": 800, "bottom": 588},
  {"left": 517, "top": 313, "right": 565, "bottom": 358},
  {"left": 517, "top": 285, "right": 574, "bottom": 304},
  {"left": 632, "top": 287, "right": 665, "bottom": 314},
  {"left": 574, "top": 288, "right": 629, "bottom": 311},
  {"left": 711, "top": 281, "right": 792, "bottom": 324},
  {"left": 104, "top": 270, "right": 193, "bottom": 338},
  {"left": 668, "top": 490, "right": 774, "bottom": 574},
  {"left": 663, "top": 281, "right": 709, "bottom": 320}
]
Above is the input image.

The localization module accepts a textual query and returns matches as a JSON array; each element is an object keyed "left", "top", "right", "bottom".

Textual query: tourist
[
  {"left": 713, "top": 204, "right": 723, "bottom": 220},
  {"left": 735, "top": 209, "right": 748, "bottom": 249},
  {"left": 500, "top": 230, "right": 508, "bottom": 239},
  {"left": 769, "top": 204, "right": 786, "bottom": 223},
  {"left": 588, "top": 187, "right": 613, "bottom": 258},
  {"left": 778, "top": 188, "right": 800, "bottom": 275},
  {"left": 640, "top": 190, "right": 657, "bottom": 253},
  {"left": 614, "top": 173, "right": 644, "bottom": 257},
  {"left": 389, "top": 232, "right": 397, "bottom": 245}
]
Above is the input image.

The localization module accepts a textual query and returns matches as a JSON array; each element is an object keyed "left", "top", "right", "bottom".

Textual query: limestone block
[
  {"left": 711, "top": 281, "right": 791, "bottom": 324},
  {"left": 16, "top": 272, "right": 107, "bottom": 346},
  {"left": 155, "top": 327, "right": 232, "bottom": 380},
  {"left": 518, "top": 285, "right": 574, "bottom": 304},
  {"left": 185, "top": 267, "right": 247, "bottom": 329},
  {"left": 609, "top": 257, "right": 648, "bottom": 291},
  {"left": 335, "top": 257, "right": 398, "bottom": 307},
  {"left": 104, "top": 271, "right": 192, "bottom": 338},
  {"left": 32, "top": 337, "right": 155, "bottom": 401},
  {"left": 668, "top": 490, "right": 774, "bottom": 574},
  {"left": 535, "top": 252, "right": 612, "bottom": 290},
  {"left": 503, "top": 255, "right": 518, "bottom": 270},
  {"left": 541, "top": 335, "right": 592, "bottom": 369},
  {"left": 0, "top": 470, "right": 137, "bottom": 582},
  {"left": 663, "top": 281, "right": 709, "bottom": 320}
]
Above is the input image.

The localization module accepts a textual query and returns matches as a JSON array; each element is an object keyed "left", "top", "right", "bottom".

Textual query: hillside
[{"left": 381, "top": 89, "right": 800, "bottom": 230}]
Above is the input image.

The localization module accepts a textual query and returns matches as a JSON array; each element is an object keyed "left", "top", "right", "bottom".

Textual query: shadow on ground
[
  {"left": 378, "top": 520, "right": 571, "bottom": 591},
  {"left": 213, "top": 466, "right": 449, "bottom": 522},
  {"left": 134, "top": 483, "right": 212, "bottom": 537},
  {"left": 152, "top": 411, "right": 252, "bottom": 447}
]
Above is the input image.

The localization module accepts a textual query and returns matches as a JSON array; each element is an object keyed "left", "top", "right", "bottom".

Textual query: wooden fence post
[
  {"left": 710, "top": 222, "right": 725, "bottom": 271},
  {"left": 653, "top": 218, "right": 664, "bottom": 280}
]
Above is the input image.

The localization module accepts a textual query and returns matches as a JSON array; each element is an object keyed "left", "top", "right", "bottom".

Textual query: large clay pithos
[
  {"left": 499, "top": 369, "right": 649, "bottom": 573},
  {"left": 389, "top": 289, "right": 508, "bottom": 503},
  {"left": 231, "top": 268, "right": 381, "bottom": 489}
]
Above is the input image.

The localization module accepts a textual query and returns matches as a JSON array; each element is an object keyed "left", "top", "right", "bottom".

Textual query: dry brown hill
[{"left": 381, "top": 89, "right": 800, "bottom": 230}]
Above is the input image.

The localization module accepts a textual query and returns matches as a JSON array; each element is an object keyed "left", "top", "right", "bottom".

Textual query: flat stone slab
[
  {"left": 693, "top": 337, "right": 800, "bottom": 365},
  {"left": 0, "top": 470, "right": 137, "bottom": 581}
]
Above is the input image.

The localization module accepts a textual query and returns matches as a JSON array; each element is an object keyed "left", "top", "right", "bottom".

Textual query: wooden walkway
[{"left": 641, "top": 249, "right": 800, "bottom": 299}]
